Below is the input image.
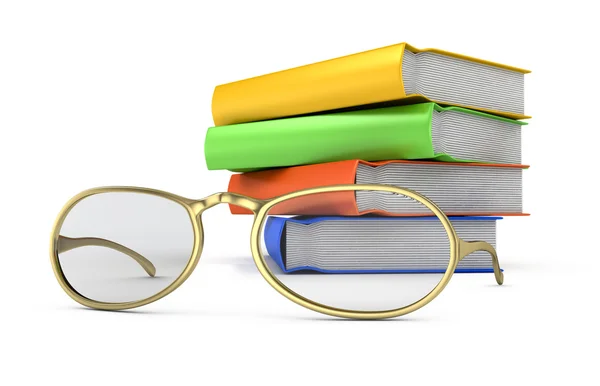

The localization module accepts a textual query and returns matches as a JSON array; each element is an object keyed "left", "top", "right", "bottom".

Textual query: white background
[{"left": 1, "top": 1, "right": 598, "bottom": 384}]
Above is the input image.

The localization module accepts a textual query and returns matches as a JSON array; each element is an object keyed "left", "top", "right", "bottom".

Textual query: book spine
[
  {"left": 228, "top": 160, "right": 359, "bottom": 214},
  {"left": 263, "top": 217, "right": 288, "bottom": 272},
  {"left": 205, "top": 104, "right": 436, "bottom": 171},
  {"left": 211, "top": 44, "right": 407, "bottom": 126}
]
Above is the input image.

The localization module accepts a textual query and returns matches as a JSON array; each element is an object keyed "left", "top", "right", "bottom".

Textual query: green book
[{"left": 204, "top": 103, "right": 526, "bottom": 172}]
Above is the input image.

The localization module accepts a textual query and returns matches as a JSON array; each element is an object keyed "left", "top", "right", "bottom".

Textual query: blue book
[{"left": 264, "top": 216, "right": 501, "bottom": 274}]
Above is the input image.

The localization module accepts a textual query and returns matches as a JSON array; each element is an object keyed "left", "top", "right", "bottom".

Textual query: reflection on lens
[
  {"left": 57, "top": 192, "right": 194, "bottom": 303},
  {"left": 260, "top": 189, "right": 451, "bottom": 312}
]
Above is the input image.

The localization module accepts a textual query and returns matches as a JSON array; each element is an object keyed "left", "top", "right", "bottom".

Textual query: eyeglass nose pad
[{"left": 458, "top": 239, "right": 504, "bottom": 285}]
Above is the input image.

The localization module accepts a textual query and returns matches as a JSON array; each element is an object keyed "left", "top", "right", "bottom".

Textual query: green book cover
[{"left": 204, "top": 103, "right": 525, "bottom": 171}]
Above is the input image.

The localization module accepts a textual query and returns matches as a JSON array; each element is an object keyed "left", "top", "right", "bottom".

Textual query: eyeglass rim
[
  {"left": 50, "top": 185, "right": 460, "bottom": 318},
  {"left": 251, "top": 184, "right": 460, "bottom": 319},
  {"left": 49, "top": 187, "right": 205, "bottom": 311}
]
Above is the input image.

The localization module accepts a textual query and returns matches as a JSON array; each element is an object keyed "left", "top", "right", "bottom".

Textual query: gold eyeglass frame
[{"left": 50, "top": 184, "right": 503, "bottom": 320}]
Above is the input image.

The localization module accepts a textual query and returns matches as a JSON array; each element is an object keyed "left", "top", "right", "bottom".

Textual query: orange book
[{"left": 228, "top": 160, "right": 528, "bottom": 216}]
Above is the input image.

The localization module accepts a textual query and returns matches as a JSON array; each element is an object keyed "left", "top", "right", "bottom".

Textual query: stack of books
[{"left": 205, "top": 43, "right": 529, "bottom": 274}]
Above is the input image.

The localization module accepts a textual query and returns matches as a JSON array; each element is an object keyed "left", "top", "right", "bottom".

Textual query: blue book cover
[{"left": 264, "top": 216, "right": 502, "bottom": 274}]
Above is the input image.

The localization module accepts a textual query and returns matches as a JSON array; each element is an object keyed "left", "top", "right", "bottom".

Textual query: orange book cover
[{"left": 227, "top": 160, "right": 529, "bottom": 216}]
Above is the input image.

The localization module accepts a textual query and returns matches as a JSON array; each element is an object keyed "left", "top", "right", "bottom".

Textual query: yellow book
[{"left": 212, "top": 43, "right": 529, "bottom": 126}]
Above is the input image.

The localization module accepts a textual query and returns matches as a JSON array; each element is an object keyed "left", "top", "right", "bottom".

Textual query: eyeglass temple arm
[
  {"left": 57, "top": 235, "right": 156, "bottom": 277},
  {"left": 459, "top": 240, "right": 504, "bottom": 285}
]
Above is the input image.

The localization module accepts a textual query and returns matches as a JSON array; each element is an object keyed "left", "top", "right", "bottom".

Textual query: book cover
[
  {"left": 264, "top": 216, "right": 501, "bottom": 274},
  {"left": 205, "top": 103, "right": 526, "bottom": 171},
  {"left": 228, "top": 160, "right": 528, "bottom": 216},
  {"left": 212, "top": 42, "right": 530, "bottom": 126}
]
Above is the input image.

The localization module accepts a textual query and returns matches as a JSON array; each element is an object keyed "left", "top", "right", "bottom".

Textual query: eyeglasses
[{"left": 50, "top": 184, "right": 503, "bottom": 319}]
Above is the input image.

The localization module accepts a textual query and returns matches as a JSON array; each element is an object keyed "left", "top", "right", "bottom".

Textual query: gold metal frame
[{"left": 50, "top": 185, "right": 503, "bottom": 319}]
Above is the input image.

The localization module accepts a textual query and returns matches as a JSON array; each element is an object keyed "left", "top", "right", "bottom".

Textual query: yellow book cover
[{"left": 212, "top": 43, "right": 529, "bottom": 126}]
